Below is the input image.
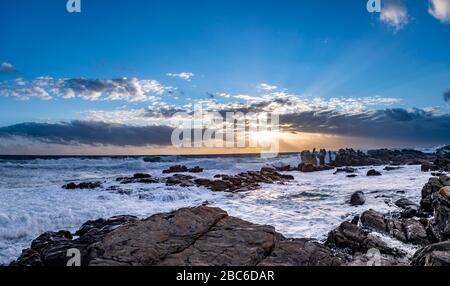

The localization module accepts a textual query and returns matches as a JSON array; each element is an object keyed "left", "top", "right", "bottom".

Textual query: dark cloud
[
  {"left": 280, "top": 108, "right": 450, "bottom": 143},
  {"left": 444, "top": 90, "right": 450, "bottom": 102},
  {"left": 0, "top": 121, "right": 174, "bottom": 147},
  {"left": 65, "top": 78, "right": 139, "bottom": 95}
]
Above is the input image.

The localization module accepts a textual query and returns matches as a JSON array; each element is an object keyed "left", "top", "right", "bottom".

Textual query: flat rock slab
[{"left": 12, "top": 206, "right": 343, "bottom": 266}]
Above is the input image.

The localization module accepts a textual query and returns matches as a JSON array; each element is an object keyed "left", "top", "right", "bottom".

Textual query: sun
[{"left": 250, "top": 131, "right": 280, "bottom": 146}]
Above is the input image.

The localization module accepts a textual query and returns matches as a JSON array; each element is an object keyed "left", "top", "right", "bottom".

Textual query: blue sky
[{"left": 1, "top": 0, "right": 450, "bottom": 154}]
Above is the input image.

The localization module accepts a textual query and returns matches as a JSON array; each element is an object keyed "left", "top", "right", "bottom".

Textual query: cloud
[
  {"left": 279, "top": 108, "right": 450, "bottom": 143},
  {"left": 0, "top": 77, "right": 173, "bottom": 101},
  {"left": 258, "top": 83, "right": 278, "bottom": 91},
  {"left": 0, "top": 62, "right": 16, "bottom": 74},
  {"left": 444, "top": 89, "right": 450, "bottom": 101},
  {"left": 166, "top": 72, "right": 194, "bottom": 81},
  {"left": 380, "top": 0, "right": 409, "bottom": 31},
  {"left": 0, "top": 121, "right": 174, "bottom": 147},
  {"left": 429, "top": 0, "right": 450, "bottom": 23}
]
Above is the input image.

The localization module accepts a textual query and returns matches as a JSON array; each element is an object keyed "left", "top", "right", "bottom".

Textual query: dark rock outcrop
[
  {"left": 411, "top": 241, "right": 450, "bottom": 266},
  {"left": 116, "top": 173, "right": 159, "bottom": 184},
  {"left": 326, "top": 221, "right": 401, "bottom": 256},
  {"left": 62, "top": 182, "right": 102, "bottom": 190},
  {"left": 298, "top": 163, "right": 334, "bottom": 173},
  {"left": 162, "top": 165, "right": 188, "bottom": 174},
  {"left": 162, "top": 165, "right": 204, "bottom": 174},
  {"left": 359, "top": 210, "right": 430, "bottom": 246},
  {"left": 367, "top": 169, "right": 382, "bottom": 177},
  {"left": 332, "top": 149, "right": 378, "bottom": 167},
  {"left": 350, "top": 191, "right": 366, "bottom": 206},
  {"left": 434, "top": 145, "right": 450, "bottom": 171},
  {"left": 331, "top": 148, "right": 434, "bottom": 167},
  {"left": 11, "top": 207, "right": 343, "bottom": 267},
  {"left": 334, "top": 167, "right": 357, "bottom": 174},
  {"left": 188, "top": 166, "right": 204, "bottom": 173},
  {"left": 166, "top": 167, "right": 294, "bottom": 193},
  {"left": 420, "top": 175, "right": 448, "bottom": 213},
  {"left": 165, "top": 174, "right": 196, "bottom": 187},
  {"left": 421, "top": 145, "right": 450, "bottom": 172}
]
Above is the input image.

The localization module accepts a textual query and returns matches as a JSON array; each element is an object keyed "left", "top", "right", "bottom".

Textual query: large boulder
[
  {"left": 411, "top": 241, "right": 450, "bottom": 266},
  {"left": 162, "top": 165, "right": 189, "bottom": 174},
  {"left": 11, "top": 207, "right": 343, "bottom": 267},
  {"left": 429, "top": 186, "right": 450, "bottom": 241},
  {"left": 367, "top": 169, "right": 382, "bottom": 177},
  {"left": 350, "top": 191, "right": 366, "bottom": 206},
  {"left": 360, "top": 210, "right": 430, "bottom": 246},
  {"left": 332, "top": 149, "right": 378, "bottom": 167},
  {"left": 420, "top": 176, "right": 446, "bottom": 213},
  {"left": 326, "top": 221, "right": 400, "bottom": 256},
  {"left": 434, "top": 145, "right": 450, "bottom": 171}
]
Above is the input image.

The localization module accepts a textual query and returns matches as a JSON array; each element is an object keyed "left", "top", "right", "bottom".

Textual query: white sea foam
[{"left": 0, "top": 155, "right": 434, "bottom": 264}]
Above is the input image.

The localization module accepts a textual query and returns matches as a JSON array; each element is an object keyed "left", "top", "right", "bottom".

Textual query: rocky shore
[
  {"left": 9, "top": 146, "right": 450, "bottom": 266},
  {"left": 11, "top": 174, "right": 450, "bottom": 266}
]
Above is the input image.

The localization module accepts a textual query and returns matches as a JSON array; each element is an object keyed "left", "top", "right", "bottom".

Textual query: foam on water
[{"left": 0, "top": 155, "right": 433, "bottom": 264}]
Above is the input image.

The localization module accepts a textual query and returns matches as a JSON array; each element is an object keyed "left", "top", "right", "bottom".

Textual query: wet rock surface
[
  {"left": 116, "top": 173, "right": 159, "bottom": 184},
  {"left": 165, "top": 167, "right": 294, "bottom": 193},
  {"left": 411, "top": 241, "right": 450, "bottom": 266},
  {"left": 62, "top": 182, "right": 102, "bottom": 190},
  {"left": 421, "top": 145, "right": 450, "bottom": 172},
  {"left": 162, "top": 165, "right": 204, "bottom": 174},
  {"left": 367, "top": 169, "right": 382, "bottom": 177},
  {"left": 298, "top": 163, "right": 334, "bottom": 173},
  {"left": 350, "top": 191, "right": 366, "bottom": 206},
  {"left": 11, "top": 207, "right": 343, "bottom": 266}
]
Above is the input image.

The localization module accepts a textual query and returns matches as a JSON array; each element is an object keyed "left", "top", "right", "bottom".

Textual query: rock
[
  {"left": 440, "top": 175, "right": 450, "bottom": 186},
  {"left": 116, "top": 173, "right": 159, "bottom": 184},
  {"left": 191, "top": 168, "right": 293, "bottom": 193},
  {"left": 350, "top": 191, "right": 366, "bottom": 206},
  {"left": 188, "top": 166, "right": 204, "bottom": 173},
  {"left": 421, "top": 163, "right": 440, "bottom": 172},
  {"left": 395, "top": 198, "right": 419, "bottom": 210},
  {"left": 75, "top": 215, "right": 139, "bottom": 238},
  {"left": 367, "top": 169, "right": 382, "bottom": 176},
  {"left": 360, "top": 209, "right": 431, "bottom": 246},
  {"left": 162, "top": 165, "right": 188, "bottom": 174},
  {"left": 403, "top": 219, "right": 429, "bottom": 245},
  {"left": 434, "top": 145, "right": 450, "bottom": 171},
  {"left": 259, "top": 238, "right": 343, "bottom": 266},
  {"left": 420, "top": 145, "right": 450, "bottom": 172},
  {"left": 400, "top": 207, "right": 418, "bottom": 219},
  {"left": 298, "top": 163, "right": 334, "bottom": 173},
  {"left": 298, "top": 163, "right": 315, "bottom": 172},
  {"left": 430, "top": 186, "right": 450, "bottom": 241},
  {"left": 300, "top": 150, "right": 317, "bottom": 165},
  {"left": 360, "top": 210, "right": 387, "bottom": 233},
  {"left": 347, "top": 174, "right": 358, "bottom": 178},
  {"left": 411, "top": 241, "right": 450, "bottom": 266},
  {"left": 12, "top": 207, "right": 343, "bottom": 266},
  {"left": 420, "top": 177, "right": 444, "bottom": 213},
  {"left": 332, "top": 149, "right": 378, "bottom": 167},
  {"left": 331, "top": 148, "right": 434, "bottom": 167},
  {"left": 62, "top": 182, "right": 102, "bottom": 190},
  {"left": 326, "top": 221, "right": 399, "bottom": 256},
  {"left": 165, "top": 174, "right": 195, "bottom": 187},
  {"left": 334, "top": 167, "right": 357, "bottom": 174}
]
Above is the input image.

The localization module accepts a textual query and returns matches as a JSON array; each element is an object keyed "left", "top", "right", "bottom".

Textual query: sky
[{"left": 1, "top": 0, "right": 450, "bottom": 155}]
